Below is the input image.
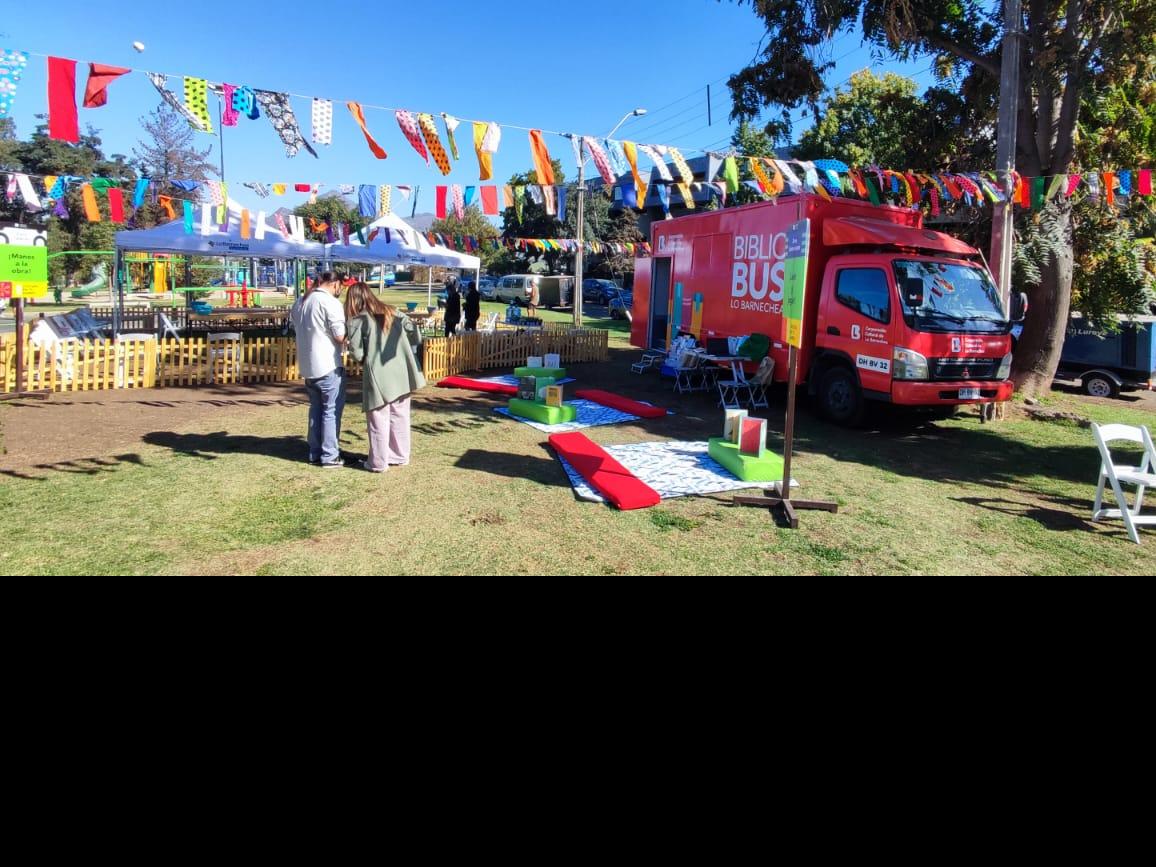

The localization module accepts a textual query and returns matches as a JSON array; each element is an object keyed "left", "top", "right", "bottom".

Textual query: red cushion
[
  {"left": 437, "top": 376, "right": 517, "bottom": 395},
  {"left": 574, "top": 388, "right": 666, "bottom": 419},
  {"left": 549, "top": 432, "right": 661, "bottom": 511}
]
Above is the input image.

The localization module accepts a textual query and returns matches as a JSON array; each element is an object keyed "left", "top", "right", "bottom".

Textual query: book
[
  {"left": 724, "top": 408, "right": 748, "bottom": 443},
  {"left": 526, "top": 356, "right": 543, "bottom": 368},
  {"left": 518, "top": 376, "right": 538, "bottom": 401},
  {"left": 739, "top": 417, "right": 767, "bottom": 457},
  {"left": 545, "top": 385, "right": 563, "bottom": 407}
]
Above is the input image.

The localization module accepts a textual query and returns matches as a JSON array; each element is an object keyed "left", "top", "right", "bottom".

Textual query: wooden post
[{"left": 0, "top": 298, "right": 51, "bottom": 401}]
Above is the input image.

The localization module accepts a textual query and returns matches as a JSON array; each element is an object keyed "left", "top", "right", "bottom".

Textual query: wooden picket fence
[
  {"left": 0, "top": 328, "right": 605, "bottom": 393},
  {"left": 421, "top": 328, "right": 608, "bottom": 381}
]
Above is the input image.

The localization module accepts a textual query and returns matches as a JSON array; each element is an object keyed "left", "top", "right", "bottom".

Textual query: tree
[
  {"left": 728, "top": 120, "right": 778, "bottom": 206},
  {"left": 132, "top": 104, "right": 217, "bottom": 229},
  {"left": 726, "top": 0, "right": 1156, "bottom": 397},
  {"left": 293, "top": 193, "right": 361, "bottom": 243},
  {"left": 500, "top": 159, "right": 573, "bottom": 273},
  {"left": 430, "top": 204, "right": 502, "bottom": 269},
  {"left": 794, "top": 70, "right": 989, "bottom": 168}
]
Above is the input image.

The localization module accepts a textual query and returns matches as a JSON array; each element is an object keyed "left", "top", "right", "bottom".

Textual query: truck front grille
[{"left": 931, "top": 358, "right": 998, "bottom": 381}]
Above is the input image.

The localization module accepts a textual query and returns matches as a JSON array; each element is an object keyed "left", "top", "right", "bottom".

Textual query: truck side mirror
[
  {"left": 904, "top": 277, "right": 924, "bottom": 308},
  {"left": 1011, "top": 291, "right": 1028, "bottom": 323}
]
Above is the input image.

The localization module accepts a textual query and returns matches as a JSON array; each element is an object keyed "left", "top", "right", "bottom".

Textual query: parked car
[
  {"left": 582, "top": 279, "right": 619, "bottom": 305},
  {"left": 608, "top": 290, "right": 633, "bottom": 320},
  {"left": 478, "top": 278, "right": 498, "bottom": 300},
  {"left": 494, "top": 274, "right": 538, "bottom": 305}
]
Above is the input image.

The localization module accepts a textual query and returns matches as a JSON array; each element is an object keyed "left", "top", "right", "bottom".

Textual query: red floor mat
[
  {"left": 574, "top": 388, "right": 666, "bottom": 419},
  {"left": 548, "top": 432, "right": 661, "bottom": 510},
  {"left": 437, "top": 376, "right": 517, "bottom": 395}
]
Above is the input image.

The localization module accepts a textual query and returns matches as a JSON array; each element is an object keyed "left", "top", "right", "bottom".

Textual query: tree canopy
[{"left": 726, "top": 0, "right": 1156, "bottom": 396}]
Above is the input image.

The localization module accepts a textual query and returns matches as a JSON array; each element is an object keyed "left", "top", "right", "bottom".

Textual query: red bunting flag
[
  {"left": 480, "top": 185, "right": 499, "bottom": 216},
  {"left": 107, "top": 187, "right": 124, "bottom": 222},
  {"left": 1139, "top": 170, "right": 1153, "bottom": 196},
  {"left": 47, "top": 57, "right": 79, "bottom": 142},
  {"left": 435, "top": 185, "right": 448, "bottom": 219},
  {"left": 83, "top": 63, "right": 130, "bottom": 108}
]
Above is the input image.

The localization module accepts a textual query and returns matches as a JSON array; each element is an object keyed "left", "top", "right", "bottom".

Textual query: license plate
[{"left": 959, "top": 388, "right": 981, "bottom": 400}]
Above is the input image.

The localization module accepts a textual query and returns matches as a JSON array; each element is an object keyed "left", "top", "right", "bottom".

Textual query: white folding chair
[
  {"left": 1091, "top": 422, "right": 1156, "bottom": 544},
  {"left": 717, "top": 361, "right": 753, "bottom": 409},
  {"left": 672, "top": 351, "right": 703, "bottom": 394},
  {"left": 207, "top": 332, "right": 242, "bottom": 384},
  {"left": 747, "top": 356, "right": 775, "bottom": 409},
  {"left": 631, "top": 349, "right": 665, "bottom": 374}
]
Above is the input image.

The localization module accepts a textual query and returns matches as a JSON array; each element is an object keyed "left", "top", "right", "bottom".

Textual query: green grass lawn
[{"left": 2, "top": 351, "right": 1153, "bottom": 574}]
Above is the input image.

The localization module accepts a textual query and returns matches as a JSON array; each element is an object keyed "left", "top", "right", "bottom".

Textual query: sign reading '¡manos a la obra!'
[
  {"left": 0, "top": 230, "right": 49, "bottom": 299},
  {"left": 731, "top": 232, "right": 788, "bottom": 314}
]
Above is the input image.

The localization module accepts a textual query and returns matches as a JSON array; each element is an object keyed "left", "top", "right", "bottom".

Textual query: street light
[{"left": 574, "top": 107, "right": 647, "bottom": 327}]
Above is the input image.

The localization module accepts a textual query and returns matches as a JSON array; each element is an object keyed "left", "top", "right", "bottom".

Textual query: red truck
[{"left": 631, "top": 194, "right": 1026, "bottom": 424}]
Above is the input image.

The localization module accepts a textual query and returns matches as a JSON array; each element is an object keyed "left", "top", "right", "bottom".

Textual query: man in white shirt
[{"left": 290, "top": 272, "right": 348, "bottom": 467}]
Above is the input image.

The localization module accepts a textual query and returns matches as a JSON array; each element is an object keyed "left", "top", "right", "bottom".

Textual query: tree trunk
[{"left": 1011, "top": 204, "right": 1074, "bottom": 398}]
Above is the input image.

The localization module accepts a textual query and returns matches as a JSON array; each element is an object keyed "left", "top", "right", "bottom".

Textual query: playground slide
[{"left": 70, "top": 263, "right": 109, "bottom": 298}]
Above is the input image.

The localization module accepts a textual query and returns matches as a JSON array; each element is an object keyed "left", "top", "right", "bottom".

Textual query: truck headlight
[
  {"left": 996, "top": 352, "right": 1012, "bottom": 380},
  {"left": 892, "top": 347, "right": 930, "bottom": 380}
]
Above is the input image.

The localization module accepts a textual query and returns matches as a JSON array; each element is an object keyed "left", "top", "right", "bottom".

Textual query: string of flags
[{"left": 5, "top": 43, "right": 1144, "bottom": 216}]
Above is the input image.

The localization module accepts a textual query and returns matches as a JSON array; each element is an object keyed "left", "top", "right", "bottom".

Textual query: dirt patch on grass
[{"left": 0, "top": 382, "right": 309, "bottom": 474}]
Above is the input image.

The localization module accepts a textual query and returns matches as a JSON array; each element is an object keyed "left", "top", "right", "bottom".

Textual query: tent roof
[{"left": 115, "top": 201, "right": 328, "bottom": 258}]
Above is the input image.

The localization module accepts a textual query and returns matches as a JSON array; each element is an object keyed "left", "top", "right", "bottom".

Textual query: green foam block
[
  {"left": 508, "top": 398, "right": 578, "bottom": 425},
  {"left": 708, "top": 437, "right": 785, "bottom": 482},
  {"left": 514, "top": 366, "right": 567, "bottom": 379}
]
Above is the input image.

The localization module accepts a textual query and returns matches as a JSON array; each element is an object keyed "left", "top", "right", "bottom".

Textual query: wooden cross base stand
[
  {"left": 733, "top": 483, "right": 838, "bottom": 530},
  {"left": 0, "top": 390, "right": 51, "bottom": 402}
]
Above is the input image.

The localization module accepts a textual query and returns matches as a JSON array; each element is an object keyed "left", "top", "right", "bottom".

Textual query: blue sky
[{"left": 1, "top": 0, "right": 935, "bottom": 218}]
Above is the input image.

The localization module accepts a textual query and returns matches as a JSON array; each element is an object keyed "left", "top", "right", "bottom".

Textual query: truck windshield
[{"left": 894, "top": 260, "right": 1009, "bottom": 333}]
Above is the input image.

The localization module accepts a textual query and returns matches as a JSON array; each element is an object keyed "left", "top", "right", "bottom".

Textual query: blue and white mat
[
  {"left": 556, "top": 440, "right": 796, "bottom": 502},
  {"left": 494, "top": 399, "right": 639, "bottom": 433}
]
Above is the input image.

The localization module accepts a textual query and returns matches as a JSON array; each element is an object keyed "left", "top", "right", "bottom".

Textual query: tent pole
[{"left": 427, "top": 269, "right": 432, "bottom": 308}]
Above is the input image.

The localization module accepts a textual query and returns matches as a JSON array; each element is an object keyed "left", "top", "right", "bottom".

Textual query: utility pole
[
  {"left": 990, "top": 0, "right": 1021, "bottom": 308},
  {"left": 573, "top": 139, "right": 585, "bottom": 328}
]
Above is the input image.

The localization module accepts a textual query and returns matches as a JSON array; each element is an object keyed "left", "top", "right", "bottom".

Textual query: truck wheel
[
  {"left": 819, "top": 366, "right": 865, "bottom": 426},
  {"left": 1083, "top": 374, "right": 1119, "bottom": 398}
]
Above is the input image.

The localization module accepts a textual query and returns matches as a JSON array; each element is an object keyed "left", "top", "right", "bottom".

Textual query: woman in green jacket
[{"left": 344, "top": 283, "right": 427, "bottom": 472}]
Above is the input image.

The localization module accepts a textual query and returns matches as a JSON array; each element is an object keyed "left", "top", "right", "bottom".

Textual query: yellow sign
[{"left": 0, "top": 240, "right": 49, "bottom": 299}]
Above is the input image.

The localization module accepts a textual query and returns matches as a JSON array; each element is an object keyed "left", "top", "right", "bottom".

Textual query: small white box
[{"left": 544, "top": 353, "right": 560, "bottom": 369}]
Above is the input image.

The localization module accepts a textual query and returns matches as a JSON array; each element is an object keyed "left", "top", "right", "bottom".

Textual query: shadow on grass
[
  {"left": 143, "top": 430, "right": 310, "bottom": 463},
  {"left": 0, "top": 452, "right": 144, "bottom": 482},
  {"left": 949, "top": 495, "right": 1098, "bottom": 533},
  {"left": 454, "top": 447, "right": 569, "bottom": 487}
]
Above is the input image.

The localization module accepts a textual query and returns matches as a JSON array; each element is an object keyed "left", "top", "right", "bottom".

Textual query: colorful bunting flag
[
  {"left": 441, "top": 114, "right": 461, "bottom": 160},
  {"left": 255, "top": 91, "right": 317, "bottom": 158},
  {"left": 80, "top": 183, "right": 100, "bottom": 221},
  {"left": 396, "top": 110, "right": 429, "bottom": 163},
  {"left": 312, "top": 98, "right": 333, "bottom": 146},
  {"left": 418, "top": 113, "right": 452, "bottom": 175},
  {"left": 183, "top": 77, "right": 214, "bottom": 134},
  {"left": 481, "top": 185, "right": 499, "bottom": 216},
  {"left": 48, "top": 57, "right": 79, "bottom": 142},
  {"left": 182, "top": 201, "right": 194, "bottom": 233},
  {"left": 528, "top": 130, "right": 556, "bottom": 185},
  {"left": 380, "top": 184, "right": 391, "bottom": 216},
  {"left": 348, "top": 102, "right": 387, "bottom": 159},
  {"left": 452, "top": 184, "right": 465, "bottom": 220},
  {"left": 221, "top": 84, "right": 239, "bottom": 126},
  {"left": 623, "top": 141, "right": 648, "bottom": 204},
  {"left": 1139, "top": 170, "right": 1152, "bottom": 196},
  {"left": 435, "top": 185, "right": 448, "bottom": 219},
  {"left": 82, "top": 63, "right": 130, "bottom": 109},
  {"left": 0, "top": 50, "right": 29, "bottom": 118}
]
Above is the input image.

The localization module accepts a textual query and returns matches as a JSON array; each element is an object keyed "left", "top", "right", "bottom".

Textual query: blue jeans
[{"left": 305, "top": 367, "right": 346, "bottom": 463}]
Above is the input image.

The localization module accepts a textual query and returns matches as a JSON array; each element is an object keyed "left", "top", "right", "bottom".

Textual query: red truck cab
[{"left": 631, "top": 194, "right": 1022, "bottom": 424}]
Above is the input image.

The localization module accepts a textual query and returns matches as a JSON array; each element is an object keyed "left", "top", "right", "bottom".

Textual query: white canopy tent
[
  {"left": 115, "top": 201, "right": 328, "bottom": 258},
  {"left": 328, "top": 213, "right": 482, "bottom": 305},
  {"left": 112, "top": 201, "right": 328, "bottom": 332}
]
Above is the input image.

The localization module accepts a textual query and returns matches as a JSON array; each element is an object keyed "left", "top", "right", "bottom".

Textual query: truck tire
[
  {"left": 819, "top": 366, "right": 865, "bottom": 426},
  {"left": 1083, "top": 373, "right": 1120, "bottom": 398}
]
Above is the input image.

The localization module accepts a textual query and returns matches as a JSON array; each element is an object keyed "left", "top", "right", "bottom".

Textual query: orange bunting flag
[
  {"left": 241, "top": 209, "right": 251, "bottom": 239},
  {"left": 81, "top": 183, "right": 101, "bottom": 221},
  {"left": 1102, "top": 172, "right": 1116, "bottom": 206},
  {"left": 157, "top": 195, "right": 175, "bottom": 219},
  {"left": 418, "top": 113, "right": 452, "bottom": 175},
  {"left": 765, "top": 159, "right": 785, "bottom": 196},
  {"left": 474, "top": 122, "right": 493, "bottom": 181},
  {"left": 502, "top": 185, "right": 514, "bottom": 208},
  {"left": 528, "top": 130, "right": 556, "bottom": 185},
  {"left": 347, "top": 102, "right": 387, "bottom": 159},
  {"left": 622, "top": 141, "right": 648, "bottom": 205},
  {"left": 749, "top": 158, "right": 772, "bottom": 194}
]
